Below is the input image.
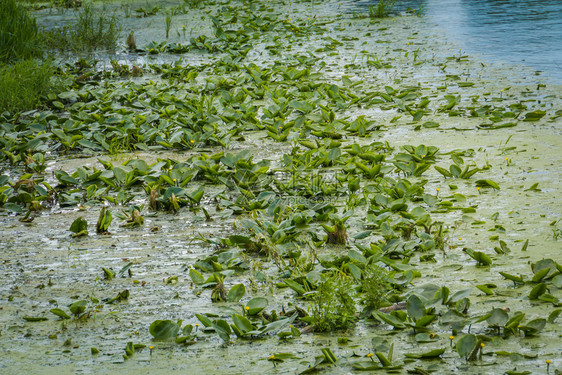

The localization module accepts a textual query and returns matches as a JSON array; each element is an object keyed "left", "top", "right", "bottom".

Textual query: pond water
[
  {"left": 356, "top": 0, "right": 562, "bottom": 83},
  {"left": 1, "top": 0, "right": 561, "bottom": 373}
]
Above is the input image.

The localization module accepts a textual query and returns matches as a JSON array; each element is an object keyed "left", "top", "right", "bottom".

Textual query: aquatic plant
[
  {"left": 360, "top": 264, "right": 392, "bottom": 312},
  {"left": 323, "top": 214, "right": 349, "bottom": 244},
  {"left": 96, "top": 207, "right": 112, "bottom": 234},
  {"left": 135, "top": 4, "right": 160, "bottom": 17},
  {"left": 69, "top": 217, "right": 88, "bottom": 237},
  {"left": 2, "top": 1, "right": 561, "bottom": 372},
  {"left": 165, "top": 14, "right": 172, "bottom": 39},
  {"left": 369, "top": 0, "right": 397, "bottom": 18},
  {"left": 43, "top": 3, "right": 121, "bottom": 52},
  {"left": 309, "top": 271, "right": 356, "bottom": 332},
  {"left": 126, "top": 31, "right": 136, "bottom": 50},
  {"left": 0, "top": 0, "right": 42, "bottom": 62},
  {"left": 0, "top": 60, "right": 59, "bottom": 113}
]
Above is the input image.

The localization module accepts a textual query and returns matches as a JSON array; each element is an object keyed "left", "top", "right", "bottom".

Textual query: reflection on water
[{"left": 359, "top": 0, "right": 562, "bottom": 82}]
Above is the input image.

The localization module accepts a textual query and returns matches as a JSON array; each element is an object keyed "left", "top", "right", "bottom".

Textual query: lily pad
[
  {"left": 246, "top": 297, "right": 268, "bottom": 316},
  {"left": 50, "top": 308, "right": 71, "bottom": 319},
  {"left": 405, "top": 347, "right": 446, "bottom": 359},
  {"left": 227, "top": 283, "right": 245, "bottom": 302},
  {"left": 455, "top": 334, "right": 478, "bottom": 360},
  {"left": 149, "top": 320, "right": 181, "bottom": 339},
  {"left": 528, "top": 283, "right": 547, "bottom": 300}
]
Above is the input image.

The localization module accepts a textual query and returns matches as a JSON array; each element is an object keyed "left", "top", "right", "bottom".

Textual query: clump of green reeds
[
  {"left": 165, "top": 14, "right": 172, "bottom": 39},
  {"left": 368, "top": 0, "right": 397, "bottom": 18},
  {"left": 0, "top": 0, "right": 43, "bottom": 62},
  {"left": 43, "top": 3, "right": 122, "bottom": 52},
  {"left": 0, "top": 60, "right": 60, "bottom": 114}
]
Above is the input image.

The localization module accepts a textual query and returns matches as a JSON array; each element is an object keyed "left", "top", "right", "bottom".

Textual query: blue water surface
[{"left": 359, "top": 0, "right": 562, "bottom": 83}]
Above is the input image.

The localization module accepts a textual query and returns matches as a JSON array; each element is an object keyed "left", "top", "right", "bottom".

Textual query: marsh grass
[
  {"left": 165, "top": 14, "right": 172, "bottom": 39},
  {"left": 0, "top": 60, "right": 58, "bottom": 113},
  {"left": 43, "top": 3, "right": 121, "bottom": 52},
  {"left": 369, "top": 0, "right": 397, "bottom": 18},
  {"left": 0, "top": 0, "right": 43, "bottom": 62},
  {"left": 360, "top": 265, "right": 392, "bottom": 311},
  {"left": 309, "top": 272, "right": 356, "bottom": 332}
]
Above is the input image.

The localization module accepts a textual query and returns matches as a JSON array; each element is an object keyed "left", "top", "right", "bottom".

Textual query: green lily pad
[
  {"left": 69, "top": 300, "right": 88, "bottom": 316},
  {"left": 23, "top": 316, "right": 48, "bottom": 322},
  {"left": 50, "top": 308, "right": 71, "bottom": 319},
  {"left": 227, "top": 283, "right": 245, "bottom": 302},
  {"left": 528, "top": 283, "right": 547, "bottom": 300},
  {"left": 149, "top": 319, "right": 181, "bottom": 339},
  {"left": 232, "top": 313, "right": 254, "bottom": 333},
  {"left": 487, "top": 308, "right": 508, "bottom": 327},
  {"left": 405, "top": 347, "right": 446, "bottom": 359},
  {"left": 475, "top": 179, "right": 500, "bottom": 190},
  {"left": 523, "top": 110, "right": 545, "bottom": 121},
  {"left": 407, "top": 294, "right": 426, "bottom": 321},
  {"left": 456, "top": 333, "right": 477, "bottom": 359},
  {"left": 519, "top": 318, "right": 546, "bottom": 336},
  {"left": 552, "top": 274, "right": 562, "bottom": 288},
  {"left": 246, "top": 297, "right": 268, "bottom": 316}
]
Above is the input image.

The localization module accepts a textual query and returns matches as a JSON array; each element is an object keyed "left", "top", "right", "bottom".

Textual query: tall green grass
[
  {"left": 0, "top": 0, "right": 43, "bottom": 62},
  {"left": 0, "top": 60, "right": 58, "bottom": 114},
  {"left": 369, "top": 0, "right": 397, "bottom": 18},
  {"left": 43, "top": 3, "right": 122, "bottom": 52}
]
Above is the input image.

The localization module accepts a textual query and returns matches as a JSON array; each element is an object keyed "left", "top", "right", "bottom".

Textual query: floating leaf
[
  {"left": 351, "top": 361, "right": 381, "bottom": 370},
  {"left": 423, "top": 121, "right": 440, "bottom": 128},
  {"left": 406, "top": 294, "right": 426, "bottom": 321},
  {"left": 414, "top": 332, "right": 437, "bottom": 343},
  {"left": 547, "top": 309, "right": 561, "bottom": 323},
  {"left": 552, "top": 274, "right": 562, "bottom": 288},
  {"left": 476, "top": 284, "right": 494, "bottom": 295},
  {"left": 532, "top": 259, "right": 558, "bottom": 279},
  {"left": 475, "top": 180, "right": 500, "bottom": 190},
  {"left": 321, "top": 348, "right": 337, "bottom": 364},
  {"left": 529, "top": 283, "right": 547, "bottom": 300},
  {"left": 456, "top": 334, "right": 477, "bottom": 359},
  {"left": 23, "top": 316, "right": 48, "bottom": 322},
  {"left": 414, "top": 315, "right": 437, "bottom": 328},
  {"left": 4, "top": 203, "right": 23, "bottom": 213},
  {"left": 523, "top": 110, "right": 545, "bottom": 121},
  {"left": 519, "top": 318, "right": 546, "bottom": 336},
  {"left": 375, "top": 351, "right": 392, "bottom": 367},
  {"left": 405, "top": 347, "right": 446, "bottom": 359},
  {"left": 372, "top": 311, "right": 405, "bottom": 329},
  {"left": 505, "top": 313, "right": 525, "bottom": 333},
  {"left": 149, "top": 320, "right": 181, "bottom": 339},
  {"left": 50, "top": 308, "right": 71, "bottom": 319},
  {"left": 464, "top": 248, "right": 492, "bottom": 266},
  {"left": 284, "top": 279, "right": 306, "bottom": 295},
  {"left": 69, "top": 217, "right": 88, "bottom": 237},
  {"left": 195, "top": 314, "right": 212, "bottom": 328},
  {"left": 487, "top": 308, "right": 508, "bottom": 327},
  {"left": 69, "top": 300, "right": 88, "bottom": 316},
  {"left": 227, "top": 283, "right": 245, "bottom": 302},
  {"left": 189, "top": 269, "right": 205, "bottom": 285},
  {"left": 102, "top": 267, "right": 114, "bottom": 280},
  {"left": 246, "top": 297, "right": 268, "bottom": 316},
  {"left": 210, "top": 319, "right": 231, "bottom": 341},
  {"left": 531, "top": 268, "right": 550, "bottom": 283},
  {"left": 232, "top": 313, "right": 254, "bottom": 333},
  {"left": 499, "top": 272, "right": 524, "bottom": 284}
]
